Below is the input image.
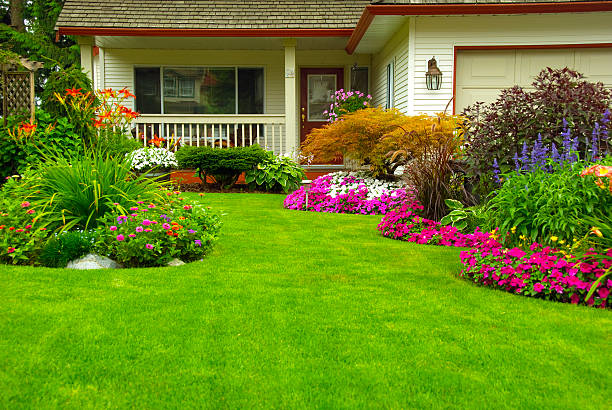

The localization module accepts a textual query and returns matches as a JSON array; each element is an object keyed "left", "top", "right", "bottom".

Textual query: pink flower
[
  {"left": 533, "top": 283, "right": 545, "bottom": 293},
  {"left": 26, "top": 209, "right": 35, "bottom": 214},
  {"left": 129, "top": 234, "right": 136, "bottom": 238},
  {"left": 183, "top": 205, "right": 192, "bottom": 210},
  {"left": 570, "top": 293, "right": 580, "bottom": 304},
  {"left": 7, "top": 247, "right": 15, "bottom": 253},
  {"left": 110, "top": 226, "right": 117, "bottom": 231},
  {"left": 116, "top": 234, "right": 125, "bottom": 241},
  {"left": 142, "top": 219, "right": 151, "bottom": 226},
  {"left": 130, "top": 207, "right": 138, "bottom": 211},
  {"left": 20, "top": 201, "right": 30, "bottom": 208},
  {"left": 162, "top": 223, "right": 171, "bottom": 230},
  {"left": 598, "top": 287, "right": 610, "bottom": 299},
  {"left": 135, "top": 226, "right": 144, "bottom": 233},
  {"left": 148, "top": 204, "right": 156, "bottom": 208},
  {"left": 145, "top": 243, "right": 154, "bottom": 250}
]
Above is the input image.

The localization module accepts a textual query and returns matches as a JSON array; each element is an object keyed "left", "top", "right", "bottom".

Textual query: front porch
[{"left": 79, "top": 36, "right": 371, "bottom": 161}]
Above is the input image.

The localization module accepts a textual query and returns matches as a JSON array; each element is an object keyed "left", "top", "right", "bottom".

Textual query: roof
[{"left": 55, "top": 0, "right": 370, "bottom": 31}]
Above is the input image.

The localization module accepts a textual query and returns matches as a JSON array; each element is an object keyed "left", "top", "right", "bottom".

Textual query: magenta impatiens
[
  {"left": 378, "top": 201, "right": 611, "bottom": 308},
  {"left": 460, "top": 244, "right": 611, "bottom": 308},
  {"left": 284, "top": 172, "right": 420, "bottom": 215}
]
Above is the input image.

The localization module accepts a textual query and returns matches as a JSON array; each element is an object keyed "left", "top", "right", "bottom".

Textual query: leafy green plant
[
  {"left": 176, "top": 145, "right": 269, "bottom": 189},
  {"left": 4, "top": 151, "right": 168, "bottom": 231},
  {"left": 439, "top": 199, "right": 486, "bottom": 232},
  {"left": 40, "top": 67, "right": 93, "bottom": 117},
  {"left": 485, "top": 157, "right": 612, "bottom": 246},
  {"left": 245, "top": 154, "right": 305, "bottom": 193},
  {"left": 39, "top": 230, "right": 94, "bottom": 268}
]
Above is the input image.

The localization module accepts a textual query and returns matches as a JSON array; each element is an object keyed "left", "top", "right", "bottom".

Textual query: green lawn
[{"left": 0, "top": 193, "right": 610, "bottom": 408}]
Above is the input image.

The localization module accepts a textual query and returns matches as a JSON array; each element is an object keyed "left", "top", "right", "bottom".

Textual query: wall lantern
[{"left": 425, "top": 56, "right": 443, "bottom": 90}]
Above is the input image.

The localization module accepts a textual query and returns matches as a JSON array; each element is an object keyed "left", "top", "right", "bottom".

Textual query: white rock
[
  {"left": 66, "top": 253, "right": 122, "bottom": 270},
  {"left": 167, "top": 258, "right": 185, "bottom": 267}
]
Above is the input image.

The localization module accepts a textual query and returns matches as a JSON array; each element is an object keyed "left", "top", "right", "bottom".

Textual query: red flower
[
  {"left": 18, "top": 122, "right": 37, "bottom": 134},
  {"left": 65, "top": 88, "right": 82, "bottom": 97},
  {"left": 9, "top": 227, "right": 14, "bottom": 231},
  {"left": 100, "top": 88, "right": 116, "bottom": 98},
  {"left": 93, "top": 118, "right": 106, "bottom": 128},
  {"left": 118, "top": 87, "right": 136, "bottom": 99},
  {"left": 98, "top": 111, "right": 112, "bottom": 121},
  {"left": 166, "top": 231, "right": 174, "bottom": 236},
  {"left": 7, "top": 247, "right": 15, "bottom": 254}
]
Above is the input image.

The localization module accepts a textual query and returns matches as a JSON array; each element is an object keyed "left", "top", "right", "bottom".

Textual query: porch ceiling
[
  {"left": 352, "top": 16, "right": 408, "bottom": 54},
  {"left": 94, "top": 36, "right": 350, "bottom": 50}
]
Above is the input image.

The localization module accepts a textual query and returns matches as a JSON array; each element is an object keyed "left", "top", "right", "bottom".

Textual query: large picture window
[{"left": 135, "top": 66, "right": 264, "bottom": 115}]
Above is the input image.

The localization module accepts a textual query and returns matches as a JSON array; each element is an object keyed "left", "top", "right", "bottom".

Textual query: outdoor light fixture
[{"left": 425, "top": 56, "right": 443, "bottom": 90}]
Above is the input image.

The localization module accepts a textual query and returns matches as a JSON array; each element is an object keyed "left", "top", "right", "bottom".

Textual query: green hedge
[{"left": 175, "top": 145, "right": 269, "bottom": 189}]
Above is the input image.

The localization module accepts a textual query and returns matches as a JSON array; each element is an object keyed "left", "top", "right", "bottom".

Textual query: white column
[
  {"left": 406, "top": 17, "right": 416, "bottom": 115},
  {"left": 283, "top": 38, "right": 298, "bottom": 157},
  {"left": 77, "top": 36, "right": 94, "bottom": 82}
]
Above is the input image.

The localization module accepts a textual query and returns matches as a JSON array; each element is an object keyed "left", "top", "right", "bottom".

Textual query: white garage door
[{"left": 455, "top": 48, "right": 612, "bottom": 113}]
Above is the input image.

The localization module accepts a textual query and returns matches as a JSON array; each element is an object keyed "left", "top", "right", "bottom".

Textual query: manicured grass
[{"left": 0, "top": 193, "right": 610, "bottom": 408}]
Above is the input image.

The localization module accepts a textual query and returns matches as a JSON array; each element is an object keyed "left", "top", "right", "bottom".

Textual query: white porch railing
[{"left": 133, "top": 114, "right": 286, "bottom": 155}]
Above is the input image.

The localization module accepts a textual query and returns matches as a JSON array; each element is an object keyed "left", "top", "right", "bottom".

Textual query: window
[
  {"left": 351, "top": 66, "right": 369, "bottom": 94},
  {"left": 134, "top": 66, "right": 264, "bottom": 115},
  {"left": 386, "top": 62, "right": 394, "bottom": 109},
  {"left": 135, "top": 67, "right": 161, "bottom": 114}
]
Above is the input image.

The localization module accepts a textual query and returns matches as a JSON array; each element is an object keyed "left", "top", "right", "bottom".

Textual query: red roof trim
[
  {"left": 346, "top": 1, "right": 612, "bottom": 54},
  {"left": 57, "top": 27, "right": 353, "bottom": 38}
]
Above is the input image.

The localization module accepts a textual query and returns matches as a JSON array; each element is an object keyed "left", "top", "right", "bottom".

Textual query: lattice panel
[{"left": 2, "top": 72, "right": 32, "bottom": 117}]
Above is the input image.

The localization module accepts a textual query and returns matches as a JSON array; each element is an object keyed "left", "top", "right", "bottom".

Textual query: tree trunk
[{"left": 9, "top": 0, "right": 26, "bottom": 32}]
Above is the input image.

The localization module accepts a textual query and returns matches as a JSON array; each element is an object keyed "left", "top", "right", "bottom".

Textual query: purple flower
[
  {"left": 194, "top": 239, "right": 202, "bottom": 247},
  {"left": 188, "top": 229, "right": 196, "bottom": 234}
]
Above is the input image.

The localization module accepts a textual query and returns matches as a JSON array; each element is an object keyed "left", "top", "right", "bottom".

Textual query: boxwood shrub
[{"left": 175, "top": 145, "right": 269, "bottom": 189}]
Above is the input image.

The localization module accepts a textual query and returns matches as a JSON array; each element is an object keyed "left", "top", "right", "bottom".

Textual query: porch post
[
  {"left": 283, "top": 39, "right": 298, "bottom": 157},
  {"left": 77, "top": 36, "right": 94, "bottom": 81}
]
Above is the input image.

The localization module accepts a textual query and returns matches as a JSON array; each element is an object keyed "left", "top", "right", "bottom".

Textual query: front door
[{"left": 300, "top": 68, "right": 344, "bottom": 164}]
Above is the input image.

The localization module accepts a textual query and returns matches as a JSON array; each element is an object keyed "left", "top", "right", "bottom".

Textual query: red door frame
[
  {"left": 452, "top": 43, "right": 612, "bottom": 114},
  {"left": 299, "top": 67, "right": 344, "bottom": 164}
]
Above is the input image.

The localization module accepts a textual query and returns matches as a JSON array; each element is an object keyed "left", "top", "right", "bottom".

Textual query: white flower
[{"left": 127, "top": 147, "right": 178, "bottom": 171}]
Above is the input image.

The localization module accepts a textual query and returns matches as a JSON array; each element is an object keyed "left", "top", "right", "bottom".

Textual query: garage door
[{"left": 455, "top": 48, "right": 612, "bottom": 113}]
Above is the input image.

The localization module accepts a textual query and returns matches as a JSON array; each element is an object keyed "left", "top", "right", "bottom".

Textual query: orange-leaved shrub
[{"left": 301, "top": 107, "right": 464, "bottom": 177}]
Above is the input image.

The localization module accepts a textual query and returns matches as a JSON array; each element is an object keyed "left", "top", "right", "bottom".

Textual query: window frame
[
  {"left": 133, "top": 65, "right": 266, "bottom": 115},
  {"left": 386, "top": 61, "right": 394, "bottom": 109}
]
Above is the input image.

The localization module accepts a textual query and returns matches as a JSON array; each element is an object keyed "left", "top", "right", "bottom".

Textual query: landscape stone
[{"left": 66, "top": 253, "right": 123, "bottom": 270}]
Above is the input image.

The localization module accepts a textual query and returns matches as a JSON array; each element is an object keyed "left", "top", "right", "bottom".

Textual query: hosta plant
[{"left": 245, "top": 154, "right": 306, "bottom": 193}]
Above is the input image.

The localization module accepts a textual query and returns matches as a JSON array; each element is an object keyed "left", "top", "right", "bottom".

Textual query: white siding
[
  {"left": 412, "top": 12, "right": 612, "bottom": 115},
  {"left": 371, "top": 20, "right": 411, "bottom": 109}
]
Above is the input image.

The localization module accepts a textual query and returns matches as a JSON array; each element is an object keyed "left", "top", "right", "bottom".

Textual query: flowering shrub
[
  {"left": 128, "top": 147, "right": 178, "bottom": 172},
  {"left": 0, "top": 198, "right": 50, "bottom": 265},
  {"left": 284, "top": 171, "right": 420, "bottom": 215},
  {"left": 460, "top": 243, "right": 611, "bottom": 308},
  {"left": 378, "top": 202, "right": 499, "bottom": 248},
  {"left": 323, "top": 89, "right": 371, "bottom": 122},
  {"left": 95, "top": 196, "right": 221, "bottom": 267}
]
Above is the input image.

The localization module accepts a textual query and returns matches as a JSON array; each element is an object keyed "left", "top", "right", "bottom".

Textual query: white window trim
[{"left": 386, "top": 60, "right": 395, "bottom": 109}]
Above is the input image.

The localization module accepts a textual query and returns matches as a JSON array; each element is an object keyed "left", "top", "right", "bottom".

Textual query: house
[{"left": 56, "top": 0, "right": 612, "bottom": 169}]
